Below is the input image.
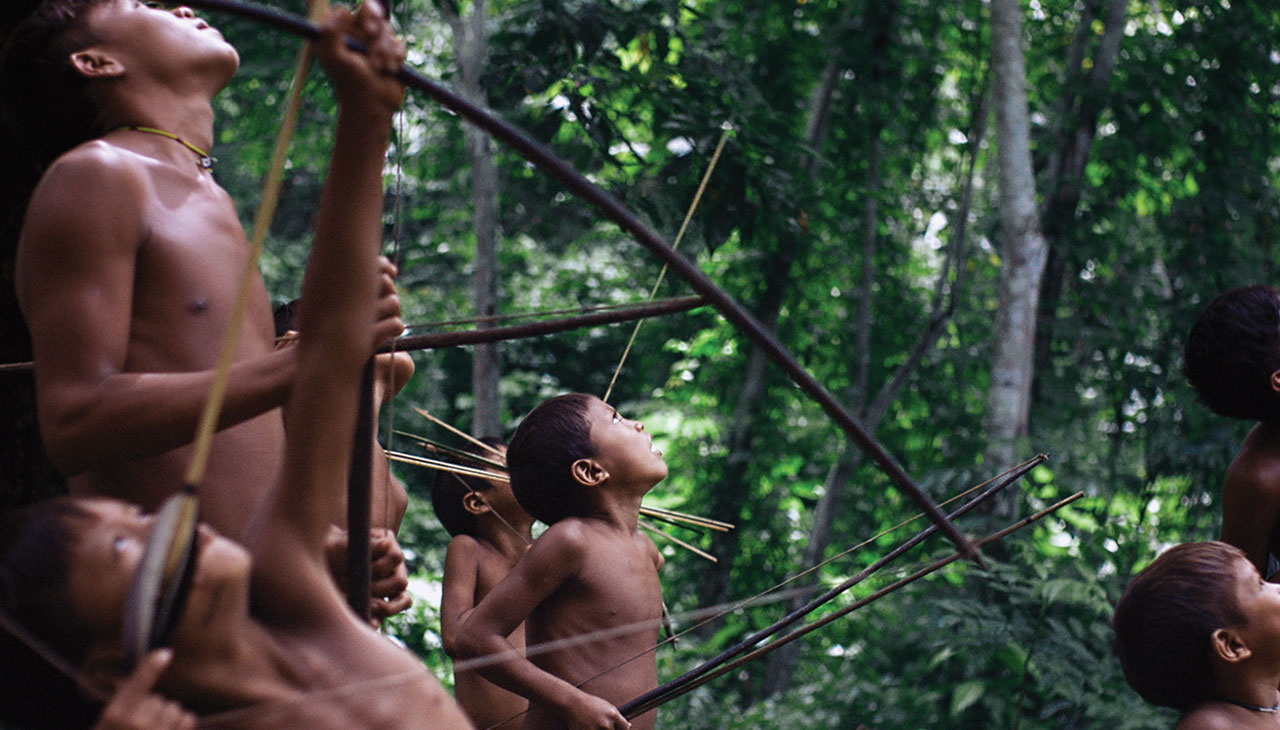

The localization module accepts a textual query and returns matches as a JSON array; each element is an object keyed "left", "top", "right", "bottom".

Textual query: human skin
[
  {"left": 58, "top": 3, "right": 471, "bottom": 726},
  {"left": 14, "top": 0, "right": 407, "bottom": 616},
  {"left": 440, "top": 446, "right": 535, "bottom": 730},
  {"left": 1174, "top": 556, "right": 1280, "bottom": 730},
  {"left": 456, "top": 397, "right": 668, "bottom": 730},
  {"left": 1219, "top": 421, "right": 1280, "bottom": 579}
]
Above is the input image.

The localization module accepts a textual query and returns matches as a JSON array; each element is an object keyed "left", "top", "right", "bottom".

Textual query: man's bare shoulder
[
  {"left": 29, "top": 139, "right": 152, "bottom": 208},
  {"left": 1226, "top": 424, "right": 1280, "bottom": 500}
]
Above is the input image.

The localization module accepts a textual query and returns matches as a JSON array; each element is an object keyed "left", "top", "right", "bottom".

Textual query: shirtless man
[
  {"left": 1185, "top": 286, "right": 1280, "bottom": 576},
  {"left": 5, "top": 0, "right": 404, "bottom": 596},
  {"left": 456, "top": 393, "right": 667, "bottom": 730},
  {"left": 0, "top": 4, "right": 472, "bottom": 726}
]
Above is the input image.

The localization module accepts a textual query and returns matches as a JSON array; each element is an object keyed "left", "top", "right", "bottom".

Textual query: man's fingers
[{"left": 114, "top": 649, "right": 173, "bottom": 700}]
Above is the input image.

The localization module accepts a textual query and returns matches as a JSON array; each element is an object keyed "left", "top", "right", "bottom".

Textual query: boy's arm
[
  {"left": 456, "top": 523, "right": 631, "bottom": 730},
  {"left": 439, "top": 536, "right": 481, "bottom": 657},
  {"left": 243, "top": 2, "right": 406, "bottom": 614},
  {"left": 16, "top": 151, "right": 297, "bottom": 477}
]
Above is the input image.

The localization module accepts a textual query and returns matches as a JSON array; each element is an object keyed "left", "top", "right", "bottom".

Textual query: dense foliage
[
  {"left": 6, "top": 0, "right": 1279, "bottom": 727},
  {"left": 207, "top": 0, "right": 1280, "bottom": 727}
]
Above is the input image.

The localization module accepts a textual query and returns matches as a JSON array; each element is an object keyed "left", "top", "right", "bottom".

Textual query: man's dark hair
[
  {"left": 430, "top": 437, "right": 505, "bottom": 538},
  {"left": 1112, "top": 541, "right": 1247, "bottom": 711},
  {"left": 1, "top": 0, "right": 112, "bottom": 188},
  {"left": 0, "top": 2, "right": 109, "bottom": 517},
  {"left": 1184, "top": 285, "right": 1280, "bottom": 421},
  {"left": 506, "top": 393, "right": 596, "bottom": 525},
  {"left": 0, "top": 496, "right": 106, "bottom": 728}
]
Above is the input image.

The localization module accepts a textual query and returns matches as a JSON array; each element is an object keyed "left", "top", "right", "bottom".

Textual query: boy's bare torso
[
  {"left": 19, "top": 141, "right": 284, "bottom": 534},
  {"left": 455, "top": 535, "right": 529, "bottom": 730},
  {"left": 523, "top": 518, "right": 662, "bottom": 730}
]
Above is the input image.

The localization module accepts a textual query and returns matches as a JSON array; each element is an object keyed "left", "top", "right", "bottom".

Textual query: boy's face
[
  {"left": 79, "top": 1, "right": 238, "bottom": 83},
  {"left": 582, "top": 396, "right": 667, "bottom": 490},
  {"left": 1228, "top": 555, "right": 1280, "bottom": 657},
  {"left": 66, "top": 499, "right": 251, "bottom": 667}
]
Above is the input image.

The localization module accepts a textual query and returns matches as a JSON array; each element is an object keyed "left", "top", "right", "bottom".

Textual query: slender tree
[
  {"left": 984, "top": 0, "right": 1047, "bottom": 497},
  {"left": 441, "top": 0, "right": 503, "bottom": 437}
]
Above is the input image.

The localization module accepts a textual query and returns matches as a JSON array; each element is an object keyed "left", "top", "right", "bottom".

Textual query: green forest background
[{"left": 8, "top": 0, "right": 1280, "bottom": 727}]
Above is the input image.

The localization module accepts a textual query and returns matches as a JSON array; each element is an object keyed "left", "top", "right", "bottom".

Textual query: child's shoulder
[{"left": 528, "top": 517, "right": 600, "bottom": 558}]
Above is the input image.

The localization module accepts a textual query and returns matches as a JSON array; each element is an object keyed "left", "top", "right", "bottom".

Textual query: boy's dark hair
[
  {"left": 1184, "top": 285, "right": 1280, "bottom": 421},
  {"left": 0, "top": 496, "right": 106, "bottom": 728},
  {"left": 506, "top": 393, "right": 596, "bottom": 525},
  {"left": 1112, "top": 541, "right": 1247, "bottom": 711},
  {"left": 430, "top": 437, "right": 506, "bottom": 537}
]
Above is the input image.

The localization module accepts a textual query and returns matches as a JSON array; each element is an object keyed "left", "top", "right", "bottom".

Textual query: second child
[
  {"left": 456, "top": 393, "right": 667, "bottom": 730},
  {"left": 434, "top": 439, "right": 534, "bottom": 730}
]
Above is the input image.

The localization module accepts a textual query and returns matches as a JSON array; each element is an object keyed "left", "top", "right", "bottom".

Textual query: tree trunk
[
  {"left": 445, "top": 0, "right": 503, "bottom": 438},
  {"left": 985, "top": 0, "right": 1048, "bottom": 499},
  {"left": 1033, "top": 0, "right": 1127, "bottom": 399}
]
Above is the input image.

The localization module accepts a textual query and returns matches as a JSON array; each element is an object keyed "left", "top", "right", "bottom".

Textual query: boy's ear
[
  {"left": 462, "top": 491, "right": 490, "bottom": 516},
  {"left": 1210, "top": 627, "right": 1253, "bottom": 664},
  {"left": 1269, "top": 369, "right": 1280, "bottom": 395},
  {"left": 69, "top": 48, "right": 125, "bottom": 79},
  {"left": 570, "top": 458, "right": 608, "bottom": 488}
]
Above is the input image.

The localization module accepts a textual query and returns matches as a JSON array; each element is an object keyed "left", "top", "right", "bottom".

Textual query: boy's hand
[
  {"left": 369, "top": 528, "right": 412, "bottom": 623},
  {"left": 324, "top": 526, "right": 412, "bottom": 624},
  {"left": 93, "top": 650, "right": 196, "bottom": 730},
  {"left": 314, "top": 1, "right": 406, "bottom": 118},
  {"left": 560, "top": 691, "right": 631, "bottom": 730},
  {"left": 372, "top": 256, "right": 404, "bottom": 352}
]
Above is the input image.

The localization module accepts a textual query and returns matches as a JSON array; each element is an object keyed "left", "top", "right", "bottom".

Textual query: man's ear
[
  {"left": 1210, "top": 627, "right": 1253, "bottom": 664},
  {"left": 462, "top": 491, "right": 490, "bottom": 516},
  {"left": 69, "top": 48, "right": 125, "bottom": 79},
  {"left": 570, "top": 458, "right": 608, "bottom": 488}
]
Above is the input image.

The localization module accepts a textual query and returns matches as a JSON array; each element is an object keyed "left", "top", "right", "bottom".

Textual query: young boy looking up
[
  {"left": 1113, "top": 541, "right": 1280, "bottom": 728},
  {"left": 1185, "top": 285, "right": 1280, "bottom": 576},
  {"left": 433, "top": 438, "right": 535, "bottom": 730},
  {"left": 456, "top": 393, "right": 667, "bottom": 730}
]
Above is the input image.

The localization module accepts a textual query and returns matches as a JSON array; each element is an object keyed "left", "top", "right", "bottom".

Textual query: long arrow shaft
[{"left": 618, "top": 456, "right": 1041, "bottom": 717}]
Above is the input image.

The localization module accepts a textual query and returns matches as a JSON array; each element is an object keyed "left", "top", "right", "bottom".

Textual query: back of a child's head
[
  {"left": 1185, "top": 285, "right": 1280, "bottom": 421},
  {"left": 430, "top": 437, "right": 506, "bottom": 537},
  {"left": 1, "top": 0, "right": 112, "bottom": 185},
  {"left": 1112, "top": 541, "right": 1246, "bottom": 711},
  {"left": 506, "top": 393, "right": 596, "bottom": 525}
]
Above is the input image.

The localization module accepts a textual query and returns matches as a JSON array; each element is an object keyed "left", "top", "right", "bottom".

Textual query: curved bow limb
[{"left": 178, "top": 0, "right": 980, "bottom": 563}]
